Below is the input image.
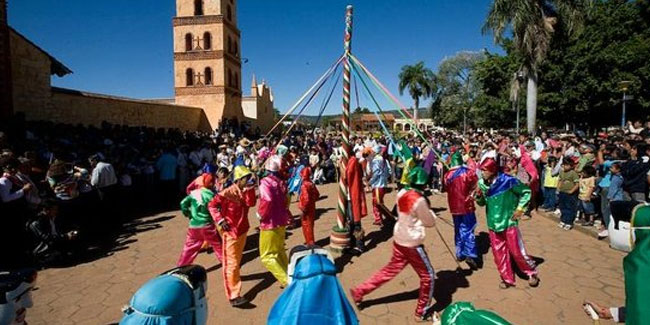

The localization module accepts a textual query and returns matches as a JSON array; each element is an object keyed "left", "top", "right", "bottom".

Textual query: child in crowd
[
  {"left": 558, "top": 159, "right": 580, "bottom": 230},
  {"left": 577, "top": 166, "right": 597, "bottom": 226},
  {"left": 541, "top": 156, "right": 559, "bottom": 211}
]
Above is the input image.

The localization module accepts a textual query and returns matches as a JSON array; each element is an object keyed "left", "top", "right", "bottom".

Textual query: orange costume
[{"left": 208, "top": 183, "right": 256, "bottom": 301}]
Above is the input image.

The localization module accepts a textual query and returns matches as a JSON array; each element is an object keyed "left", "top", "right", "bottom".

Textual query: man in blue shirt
[{"left": 156, "top": 147, "right": 179, "bottom": 208}]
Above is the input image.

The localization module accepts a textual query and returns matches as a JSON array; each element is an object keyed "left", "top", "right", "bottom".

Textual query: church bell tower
[{"left": 173, "top": 0, "right": 242, "bottom": 130}]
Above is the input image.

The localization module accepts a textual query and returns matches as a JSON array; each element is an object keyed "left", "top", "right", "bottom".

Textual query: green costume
[
  {"left": 180, "top": 187, "right": 216, "bottom": 228},
  {"left": 449, "top": 151, "right": 463, "bottom": 168},
  {"left": 476, "top": 173, "right": 531, "bottom": 232},
  {"left": 442, "top": 302, "right": 511, "bottom": 325},
  {"left": 624, "top": 205, "right": 650, "bottom": 324}
]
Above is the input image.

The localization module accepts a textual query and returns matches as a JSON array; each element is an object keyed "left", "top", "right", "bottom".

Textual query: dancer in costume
[
  {"left": 176, "top": 173, "right": 224, "bottom": 266},
  {"left": 476, "top": 158, "right": 540, "bottom": 289},
  {"left": 185, "top": 164, "right": 217, "bottom": 194},
  {"left": 268, "top": 246, "right": 358, "bottom": 325},
  {"left": 208, "top": 166, "right": 257, "bottom": 307},
  {"left": 298, "top": 167, "right": 320, "bottom": 245},
  {"left": 369, "top": 145, "right": 391, "bottom": 226},
  {"left": 440, "top": 302, "right": 511, "bottom": 325},
  {"left": 120, "top": 265, "right": 208, "bottom": 324},
  {"left": 345, "top": 155, "right": 368, "bottom": 252},
  {"left": 583, "top": 205, "right": 650, "bottom": 323},
  {"left": 288, "top": 164, "right": 305, "bottom": 199},
  {"left": 258, "top": 156, "right": 292, "bottom": 287},
  {"left": 444, "top": 151, "right": 479, "bottom": 269},
  {"left": 350, "top": 167, "right": 437, "bottom": 323}
]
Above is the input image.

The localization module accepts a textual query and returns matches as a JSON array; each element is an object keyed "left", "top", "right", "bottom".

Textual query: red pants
[
  {"left": 177, "top": 226, "right": 223, "bottom": 266},
  {"left": 351, "top": 242, "right": 435, "bottom": 317},
  {"left": 372, "top": 187, "right": 386, "bottom": 223},
  {"left": 489, "top": 227, "right": 537, "bottom": 285},
  {"left": 301, "top": 210, "right": 315, "bottom": 245}
]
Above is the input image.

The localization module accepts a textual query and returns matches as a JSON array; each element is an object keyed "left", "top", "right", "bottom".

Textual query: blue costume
[
  {"left": 120, "top": 265, "right": 208, "bottom": 325},
  {"left": 288, "top": 165, "right": 305, "bottom": 196},
  {"left": 268, "top": 247, "right": 358, "bottom": 325},
  {"left": 444, "top": 152, "right": 479, "bottom": 263}
]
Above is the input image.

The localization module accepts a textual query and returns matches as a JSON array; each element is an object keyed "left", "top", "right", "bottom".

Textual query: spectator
[
  {"left": 577, "top": 166, "right": 597, "bottom": 227},
  {"left": 89, "top": 154, "right": 117, "bottom": 199},
  {"left": 155, "top": 147, "right": 178, "bottom": 208},
  {"left": 541, "top": 156, "right": 559, "bottom": 211},
  {"left": 558, "top": 159, "right": 580, "bottom": 230},
  {"left": 27, "top": 199, "right": 78, "bottom": 264},
  {"left": 622, "top": 143, "right": 649, "bottom": 202}
]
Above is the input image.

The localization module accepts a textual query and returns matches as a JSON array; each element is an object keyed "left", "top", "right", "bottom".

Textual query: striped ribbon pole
[{"left": 336, "top": 5, "right": 353, "bottom": 230}]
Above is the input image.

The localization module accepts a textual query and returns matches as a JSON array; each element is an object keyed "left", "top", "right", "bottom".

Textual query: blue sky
[{"left": 8, "top": 0, "right": 501, "bottom": 115}]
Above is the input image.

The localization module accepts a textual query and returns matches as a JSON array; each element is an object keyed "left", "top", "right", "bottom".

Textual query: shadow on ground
[
  {"left": 357, "top": 269, "right": 470, "bottom": 313},
  {"left": 45, "top": 213, "right": 176, "bottom": 269}
]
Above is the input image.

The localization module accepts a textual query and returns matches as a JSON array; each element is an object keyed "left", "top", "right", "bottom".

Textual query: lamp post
[{"left": 619, "top": 81, "right": 631, "bottom": 127}]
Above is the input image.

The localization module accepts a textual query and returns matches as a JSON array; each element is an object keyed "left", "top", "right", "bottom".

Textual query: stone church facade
[{"left": 2, "top": 0, "right": 274, "bottom": 132}]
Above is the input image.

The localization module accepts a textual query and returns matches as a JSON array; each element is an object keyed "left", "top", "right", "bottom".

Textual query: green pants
[{"left": 259, "top": 226, "right": 289, "bottom": 286}]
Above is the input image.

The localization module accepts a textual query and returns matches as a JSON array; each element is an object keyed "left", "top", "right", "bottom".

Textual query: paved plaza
[{"left": 28, "top": 183, "right": 626, "bottom": 324}]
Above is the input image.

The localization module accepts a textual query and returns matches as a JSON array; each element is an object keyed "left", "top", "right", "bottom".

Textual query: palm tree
[
  {"left": 483, "top": 0, "right": 590, "bottom": 134},
  {"left": 398, "top": 61, "right": 436, "bottom": 123}
]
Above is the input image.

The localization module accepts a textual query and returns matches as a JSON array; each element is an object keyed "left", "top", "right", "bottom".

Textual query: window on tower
[
  {"left": 205, "top": 67, "right": 213, "bottom": 85},
  {"left": 185, "top": 33, "right": 193, "bottom": 51},
  {"left": 227, "top": 36, "right": 232, "bottom": 54},
  {"left": 235, "top": 73, "right": 239, "bottom": 89},
  {"left": 233, "top": 40, "right": 238, "bottom": 56},
  {"left": 203, "top": 32, "right": 212, "bottom": 50},
  {"left": 194, "top": 0, "right": 204, "bottom": 16},
  {"left": 227, "top": 5, "right": 232, "bottom": 21},
  {"left": 228, "top": 70, "right": 233, "bottom": 87},
  {"left": 186, "top": 68, "right": 194, "bottom": 86}
]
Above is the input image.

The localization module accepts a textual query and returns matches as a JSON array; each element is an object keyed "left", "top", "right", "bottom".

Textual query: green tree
[
  {"left": 437, "top": 51, "right": 486, "bottom": 133},
  {"left": 398, "top": 61, "right": 437, "bottom": 122},
  {"left": 473, "top": 45, "right": 523, "bottom": 129},
  {"left": 483, "top": 0, "right": 591, "bottom": 134},
  {"left": 536, "top": 0, "right": 650, "bottom": 129}
]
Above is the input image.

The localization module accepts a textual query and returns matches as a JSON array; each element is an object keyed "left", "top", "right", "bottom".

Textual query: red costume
[
  {"left": 346, "top": 156, "right": 367, "bottom": 222},
  {"left": 298, "top": 167, "right": 320, "bottom": 245},
  {"left": 346, "top": 156, "right": 368, "bottom": 251},
  {"left": 444, "top": 167, "right": 478, "bottom": 215}
]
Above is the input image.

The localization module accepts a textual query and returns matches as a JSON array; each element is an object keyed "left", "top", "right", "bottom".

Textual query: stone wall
[
  {"left": 10, "top": 30, "right": 51, "bottom": 117},
  {"left": 22, "top": 87, "right": 212, "bottom": 131}
]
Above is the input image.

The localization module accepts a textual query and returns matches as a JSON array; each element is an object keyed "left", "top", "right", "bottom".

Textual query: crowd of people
[{"left": 3, "top": 116, "right": 650, "bottom": 322}]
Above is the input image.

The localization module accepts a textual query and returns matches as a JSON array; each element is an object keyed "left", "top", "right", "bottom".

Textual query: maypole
[{"left": 330, "top": 5, "right": 354, "bottom": 251}]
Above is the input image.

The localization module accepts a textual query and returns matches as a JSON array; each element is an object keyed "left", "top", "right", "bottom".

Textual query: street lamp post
[{"left": 619, "top": 81, "right": 631, "bottom": 127}]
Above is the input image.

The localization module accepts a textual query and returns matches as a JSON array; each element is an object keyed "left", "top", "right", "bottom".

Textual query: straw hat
[{"left": 239, "top": 138, "right": 251, "bottom": 147}]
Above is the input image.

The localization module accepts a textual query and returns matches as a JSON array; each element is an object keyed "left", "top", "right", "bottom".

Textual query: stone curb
[{"left": 534, "top": 210, "right": 599, "bottom": 239}]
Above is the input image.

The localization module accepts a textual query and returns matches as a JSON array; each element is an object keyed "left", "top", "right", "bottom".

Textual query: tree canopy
[{"left": 434, "top": 0, "right": 650, "bottom": 131}]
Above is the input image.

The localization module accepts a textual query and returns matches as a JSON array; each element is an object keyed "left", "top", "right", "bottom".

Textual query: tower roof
[{"left": 251, "top": 74, "right": 257, "bottom": 89}]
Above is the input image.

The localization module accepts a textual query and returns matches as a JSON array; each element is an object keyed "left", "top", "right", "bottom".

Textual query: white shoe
[
  {"left": 558, "top": 222, "right": 565, "bottom": 228},
  {"left": 553, "top": 209, "right": 561, "bottom": 215},
  {"left": 598, "top": 229, "right": 609, "bottom": 239}
]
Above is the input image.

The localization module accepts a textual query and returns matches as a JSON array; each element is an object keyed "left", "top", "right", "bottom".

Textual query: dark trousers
[
  {"left": 558, "top": 192, "right": 578, "bottom": 225},
  {"left": 542, "top": 187, "right": 557, "bottom": 209}
]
